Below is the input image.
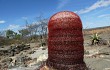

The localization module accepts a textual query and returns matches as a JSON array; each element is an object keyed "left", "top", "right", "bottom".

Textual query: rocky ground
[
  {"left": 0, "top": 43, "right": 48, "bottom": 70},
  {"left": 84, "top": 46, "right": 110, "bottom": 70},
  {"left": 0, "top": 43, "right": 110, "bottom": 70},
  {"left": 0, "top": 32, "right": 110, "bottom": 70}
]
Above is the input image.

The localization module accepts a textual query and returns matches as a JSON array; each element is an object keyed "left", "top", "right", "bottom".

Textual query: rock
[
  {"left": 0, "top": 57, "right": 13, "bottom": 69},
  {"left": 37, "top": 54, "right": 47, "bottom": 63},
  {"left": 25, "top": 44, "right": 30, "bottom": 46},
  {"left": 99, "top": 39, "right": 108, "bottom": 45},
  {"left": 84, "top": 50, "right": 90, "bottom": 55},
  {"left": 40, "top": 46, "right": 46, "bottom": 50},
  {"left": 28, "top": 50, "right": 36, "bottom": 54},
  {"left": 1, "top": 58, "right": 12, "bottom": 63}
]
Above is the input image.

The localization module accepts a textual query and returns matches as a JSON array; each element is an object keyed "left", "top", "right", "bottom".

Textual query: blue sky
[{"left": 0, "top": 0, "right": 110, "bottom": 32}]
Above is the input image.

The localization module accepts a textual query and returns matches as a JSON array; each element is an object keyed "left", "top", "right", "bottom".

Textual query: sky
[{"left": 0, "top": 0, "right": 110, "bottom": 32}]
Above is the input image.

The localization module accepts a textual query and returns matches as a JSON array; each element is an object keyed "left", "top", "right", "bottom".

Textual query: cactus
[{"left": 46, "top": 11, "right": 87, "bottom": 70}]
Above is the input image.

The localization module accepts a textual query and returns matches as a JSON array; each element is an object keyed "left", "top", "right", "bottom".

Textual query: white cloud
[
  {"left": 98, "top": 14, "right": 110, "bottom": 17},
  {"left": 74, "top": 11, "right": 78, "bottom": 13},
  {"left": 22, "top": 17, "right": 28, "bottom": 20},
  {"left": 57, "top": 0, "right": 70, "bottom": 9},
  {"left": 0, "top": 20, "right": 6, "bottom": 24},
  {"left": 7, "top": 24, "right": 20, "bottom": 30},
  {"left": 76, "top": 0, "right": 110, "bottom": 14}
]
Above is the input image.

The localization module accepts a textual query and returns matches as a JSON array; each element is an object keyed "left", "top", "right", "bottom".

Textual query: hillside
[{"left": 83, "top": 26, "right": 110, "bottom": 35}]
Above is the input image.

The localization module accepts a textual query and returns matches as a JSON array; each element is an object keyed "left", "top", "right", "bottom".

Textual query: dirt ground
[{"left": 1, "top": 31, "right": 110, "bottom": 70}]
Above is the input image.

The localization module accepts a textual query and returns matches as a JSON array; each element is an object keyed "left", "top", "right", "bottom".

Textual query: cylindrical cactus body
[{"left": 47, "top": 11, "right": 87, "bottom": 70}]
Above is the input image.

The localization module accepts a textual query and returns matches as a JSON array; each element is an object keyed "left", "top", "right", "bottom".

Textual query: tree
[
  {"left": 14, "top": 33, "right": 21, "bottom": 40},
  {"left": 19, "top": 15, "right": 48, "bottom": 44},
  {"left": 0, "top": 31, "right": 5, "bottom": 37},
  {"left": 19, "top": 29, "right": 30, "bottom": 37},
  {"left": 0, "top": 31, "right": 8, "bottom": 46},
  {"left": 6, "top": 30, "right": 15, "bottom": 39},
  {"left": 37, "top": 19, "right": 48, "bottom": 46}
]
